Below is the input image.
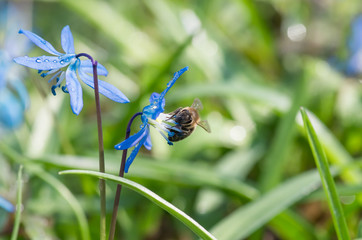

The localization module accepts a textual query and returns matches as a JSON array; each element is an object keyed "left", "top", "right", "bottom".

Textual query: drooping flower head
[
  {"left": 14, "top": 25, "right": 129, "bottom": 115},
  {"left": 115, "top": 67, "right": 189, "bottom": 172}
]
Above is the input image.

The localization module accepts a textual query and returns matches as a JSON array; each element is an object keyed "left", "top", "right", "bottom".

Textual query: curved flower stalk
[
  {"left": 346, "top": 15, "right": 362, "bottom": 76},
  {"left": 0, "top": 196, "right": 14, "bottom": 212},
  {"left": 115, "top": 66, "right": 189, "bottom": 173},
  {"left": 14, "top": 25, "right": 129, "bottom": 115}
]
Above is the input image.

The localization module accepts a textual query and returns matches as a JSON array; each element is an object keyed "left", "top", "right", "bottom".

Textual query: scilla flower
[
  {"left": 14, "top": 25, "right": 129, "bottom": 115},
  {"left": 0, "top": 196, "right": 14, "bottom": 212},
  {"left": 0, "top": 3, "right": 29, "bottom": 130},
  {"left": 115, "top": 67, "right": 189, "bottom": 172},
  {"left": 346, "top": 15, "right": 362, "bottom": 76}
]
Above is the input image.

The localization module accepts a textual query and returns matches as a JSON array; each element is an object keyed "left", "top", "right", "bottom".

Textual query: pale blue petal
[
  {"left": 159, "top": 66, "right": 189, "bottom": 100},
  {"left": 65, "top": 60, "right": 83, "bottom": 115},
  {"left": 8, "top": 80, "right": 30, "bottom": 110},
  {"left": 78, "top": 67, "right": 129, "bottom": 103},
  {"left": 125, "top": 135, "right": 148, "bottom": 173},
  {"left": 0, "top": 196, "right": 14, "bottom": 212},
  {"left": 115, "top": 125, "right": 147, "bottom": 150},
  {"left": 19, "top": 29, "right": 62, "bottom": 56},
  {"left": 61, "top": 25, "right": 75, "bottom": 54},
  {"left": 0, "top": 88, "right": 24, "bottom": 129},
  {"left": 80, "top": 60, "right": 108, "bottom": 76},
  {"left": 143, "top": 128, "right": 152, "bottom": 150},
  {"left": 13, "top": 54, "right": 74, "bottom": 70}
]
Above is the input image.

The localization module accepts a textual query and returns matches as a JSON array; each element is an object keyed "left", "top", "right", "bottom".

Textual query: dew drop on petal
[
  {"left": 35, "top": 58, "right": 42, "bottom": 63},
  {"left": 60, "top": 60, "right": 65, "bottom": 65},
  {"left": 53, "top": 60, "right": 57, "bottom": 63},
  {"left": 44, "top": 59, "right": 49, "bottom": 62}
]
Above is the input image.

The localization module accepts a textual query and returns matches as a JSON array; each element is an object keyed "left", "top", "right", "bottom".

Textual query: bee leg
[{"left": 167, "top": 107, "right": 182, "bottom": 119}]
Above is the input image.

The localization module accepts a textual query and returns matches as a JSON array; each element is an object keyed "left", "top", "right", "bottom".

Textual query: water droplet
[
  {"left": 35, "top": 58, "right": 42, "bottom": 63},
  {"left": 44, "top": 59, "right": 49, "bottom": 62},
  {"left": 60, "top": 60, "right": 65, "bottom": 65},
  {"left": 53, "top": 60, "right": 57, "bottom": 63},
  {"left": 65, "top": 58, "right": 70, "bottom": 62}
]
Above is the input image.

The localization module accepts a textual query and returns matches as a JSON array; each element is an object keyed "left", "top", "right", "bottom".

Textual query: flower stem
[
  {"left": 108, "top": 112, "right": 142, "bottom": 240},
  {"left": 76, "top": 53, "right": 106, "bottom": 240}
]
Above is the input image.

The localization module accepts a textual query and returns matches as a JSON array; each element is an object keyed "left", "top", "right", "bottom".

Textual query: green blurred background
[{"left": 1, "top": 0, "right": 362, "bottom": 239}]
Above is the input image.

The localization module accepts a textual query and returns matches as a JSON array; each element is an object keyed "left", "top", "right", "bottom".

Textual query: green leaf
[
  {"left": 210, "top": 169, "right": 328, "bottom": 240},
  {"left": 11, "top": 165, "right": 23, "bottom": 240},
  {"left": 296, "top": 109, "right": 362, "bottom": 183},
  {"left": 59, "top": 169, "right": 217, "bottom": 240},
  {"left": 0, "top": 143, "right": 90, "bottom": 240},
  {"left": 269, "top": 210, "right": 318, "bottom": 240},
  {"left": 34, "top": 154, "right": 259, "bottom": 201},
  {"left": 300, "top": 107, "right": 350, "bottom": 240},
  {"left": 259, "top": 71, "right": 308, "bottom": 192}
]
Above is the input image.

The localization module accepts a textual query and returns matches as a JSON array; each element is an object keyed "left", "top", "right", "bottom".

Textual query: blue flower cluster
[
  {"left": 0, "top": 196, "right": 14, "bottom": 213},
  {"left": 346, "top": 15, "right": 362, "bottom": 76},
  {"left": 115, "top": 67, "right": 189, "bottom": 172},
  {"left": 0, "top": 7, "right": 29, "bottom": 131},
  {"left": 14, "top": 26, "right": 129, "bottom": 115}
]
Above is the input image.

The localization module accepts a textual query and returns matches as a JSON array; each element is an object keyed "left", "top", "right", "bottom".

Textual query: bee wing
[
  {"left": 197, "top": 120, "right": 211, "bottom": 133},
  {"left": 191, "top": 98, "right": 203, "bottom": 111}
]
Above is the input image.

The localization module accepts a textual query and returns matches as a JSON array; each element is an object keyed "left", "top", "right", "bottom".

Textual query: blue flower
[
  {"left": 0, "top": 196, "right": 14, "bottom": 212},
  {"left": 14, "top": 25, "right": 129, "bottom": 115},
  {"left": 0, "top": 5, "right": 29, "bottom": 130},
  {"left": 115, "top": 67, "right": 189, "bottom": 172},
  {"left": 346, "top": 15, "right": 362, "bottom": 76}
]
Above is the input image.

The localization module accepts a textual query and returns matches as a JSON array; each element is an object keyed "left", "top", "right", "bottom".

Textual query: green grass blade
[
  {"left": 11, "top": 165, "right": 23, "bottom": 240},
  {"left": 0, "top": 143, "right": 90, "bottom": 240},
  {"left": 59, "top": 169, "right": 217, "bottom": 240},
  {"left": 269, "top": 210, "right": 318, "bottom": 240},
  {"left": 168, "top": 80, "right": 291, "bottom": 112},
  {"left": 210, "top": 169, "right": 328, "bottom": 240},
  {"left": 296, "top": 109, "right": 362, "bottom": 183},
  {"left": 31, "top": 166, "right": 91, "bottom": 240},
  {"left": 34, "top": 154, "right": 259, "bottom": 201},
  {"left": 300, "top": 107, "right": 350, "bottom": 240},
  {"left": 259, "top": 72, "right": 308, "bottom": 192}
]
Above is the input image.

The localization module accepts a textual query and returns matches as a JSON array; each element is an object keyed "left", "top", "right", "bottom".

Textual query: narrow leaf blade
[{"left": 300, "top": 107, "right": 350, "bottom": 240}]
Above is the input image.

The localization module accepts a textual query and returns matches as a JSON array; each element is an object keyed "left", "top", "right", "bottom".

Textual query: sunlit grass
[{"left": 1, "top": 0, "right": 362, "bottom": 239}]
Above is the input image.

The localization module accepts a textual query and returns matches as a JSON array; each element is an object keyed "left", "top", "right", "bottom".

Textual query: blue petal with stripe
[
  {"left": 13, "top": 54, "right": 74, "bottom": 70},
  {"left": 80, "top": 60, "right": 108, "bottom": 76},
  {"left": 19, "top": 29, "right": 62, "bottom": 56},
  {"left": 78, "top": 65, "right": 129, "bottom": 103},
  {"left": 115, "top": 124, "right": 148, "bottom": 150},
  {"left": 61, "top": 25, "right": 75, "bottom": 54},
  {"left": 65, "top": 59, "right": 83, "bottom": 115},
  {"left": 125, "top": 135, "right": 148, "bottom": 173}
]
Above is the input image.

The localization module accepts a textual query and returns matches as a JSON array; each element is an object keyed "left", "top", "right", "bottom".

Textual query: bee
[{"left": 167, "top": 98, "right": 211, "bottom": 142}]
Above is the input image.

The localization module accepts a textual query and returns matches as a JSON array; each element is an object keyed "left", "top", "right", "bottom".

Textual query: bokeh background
[{"left": 1, "top": 0, "right": 362, "bottom": 239}]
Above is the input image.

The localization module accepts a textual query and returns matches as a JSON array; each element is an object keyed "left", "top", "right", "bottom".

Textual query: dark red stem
[
  {"left": 76, "top": 53, "right": 106, "bottom": 239},
  {"left": 108, "top": 112, "right": 142, "bottom": 240}
]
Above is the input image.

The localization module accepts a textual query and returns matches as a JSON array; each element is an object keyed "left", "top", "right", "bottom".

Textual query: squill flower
[
  {"left": 115, "top": 67, "right": 189, "bottom": 172},
  {"left": 0, "top": 196, "right": 14, "bottom": 212},
  {"left": 14, "top": 25, "right": 129, "bottom": 115},
  {"left": 346, "top": 15, "right": 362, "bottom": 76}
]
